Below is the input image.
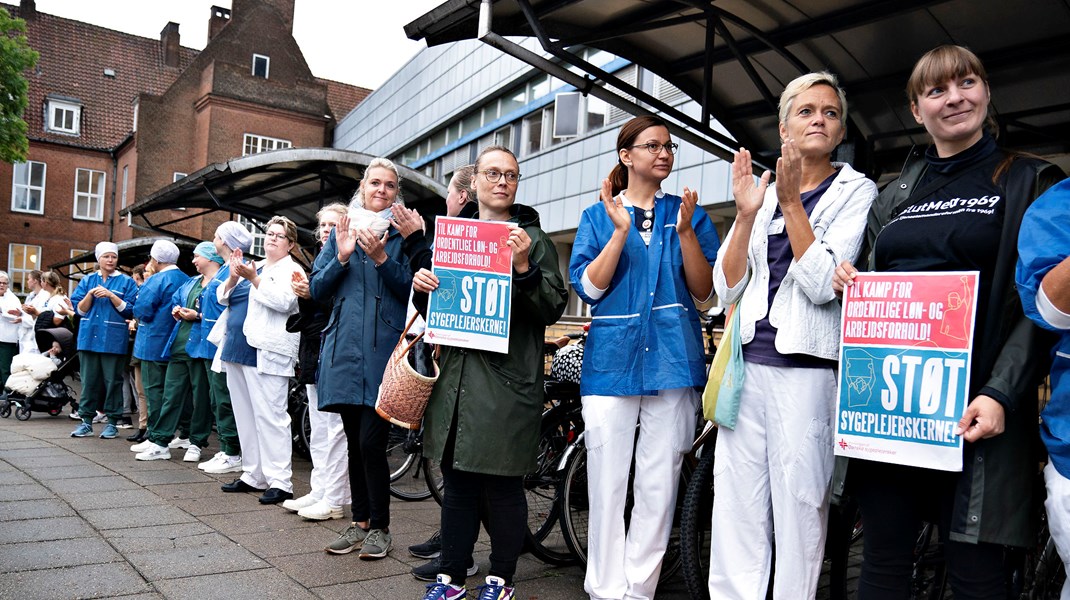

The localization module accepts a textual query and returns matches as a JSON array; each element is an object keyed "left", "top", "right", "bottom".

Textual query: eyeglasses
[
  {"left": 629, "top": 142, "right": 679, "bottom": 155},
  {"left": 265, "top": 232, "right": 290, "bottom": 241},
  {"left": 0, "top": 281, "right": 8, "bottom": 286},
  {"left": 479, "top": 170, "right": 522, "bottom": 184}
]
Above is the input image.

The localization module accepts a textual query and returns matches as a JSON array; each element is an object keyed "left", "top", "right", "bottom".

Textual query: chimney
[
  {"left": 232, "top": 0, "right": 294, "bottom": 34},
  {"left": 19, "top": 0, "right": 36, "bottom": 19},
  {"left": 207, "top": 6, "right": 231, "bottom": 42},
  {"left": 160, "top": 22, "right": 181, "bottom": 68}
]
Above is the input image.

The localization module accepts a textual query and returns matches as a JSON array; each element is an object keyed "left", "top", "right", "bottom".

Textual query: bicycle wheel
[
  {"left": 1029, "top": 536, "right": 1066, "bottom": 600},
  {"left": 559, "top": 441, "right": 589, "bottom": 564},
  {"left": 288, "top": 382, "right": 311, "bottom": 460},
  {"left": 424, "top": 455, "right": 444, "bottom": 506},
  {"left": 387, "top": 426, "right": 430, "bottom": 501},
  {"left": 525, "top": 402, "right": 582, "bottom": 566},
  {"left": 680, "top": 446, "right": 715, "bottom": 600}
]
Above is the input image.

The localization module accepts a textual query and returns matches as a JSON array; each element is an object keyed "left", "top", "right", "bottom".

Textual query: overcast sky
[{"left": 34, "top": 0, "right": 446, "bottom": 89}]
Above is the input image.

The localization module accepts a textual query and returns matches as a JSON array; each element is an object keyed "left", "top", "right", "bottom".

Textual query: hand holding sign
[
  {"left": 955, "top": 394, "right": 1005, "bottom": 442},
  {"left": 507, "top": 225, "right": 531, "bottom": 274},
  {"left": 833, "top": 260, "right": 859, "bottom": 297}
]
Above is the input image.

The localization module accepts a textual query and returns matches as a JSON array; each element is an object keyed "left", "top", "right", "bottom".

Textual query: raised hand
[
  {"left": 775, "top": 139, "right": 803, "bottom": 207},
  {"left": 600, "top": 178, "right": 631, "bottom": 234},
  {"left": 291, "top": 269, "right": 310, "bottom": 299},
  {"left": 390, "top": 207, "right": 424, "bottom": 239},
  {"left": 335, "top": 213, "right": 357, "bottom": 263},
  {"left": 732, "top": 147, "right": 770, "bottom": 219},
  {"left": 677, "top": 187, "right": 699, "bottom": 234}
]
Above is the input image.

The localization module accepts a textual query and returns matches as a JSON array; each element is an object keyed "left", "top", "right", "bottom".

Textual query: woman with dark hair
[
  {"left": 708, "top": 72, "right": 876, "bottom": 599},
  {"left": 834, "top": 45, "right": 1063, "bottom": 598},
  {"left": 310, "top": 158, "right": 412, "bottom": 559},
  {"left": 569, "top": 116, "right": 720, "bottom": 600}
]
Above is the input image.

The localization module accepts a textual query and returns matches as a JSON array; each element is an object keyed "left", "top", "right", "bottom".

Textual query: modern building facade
[
  {"left": 1, "top": 0, "right": 368, "bottom": 295},
  {"left": 334, "top": 39, "right": 735, "bottom": 318}
]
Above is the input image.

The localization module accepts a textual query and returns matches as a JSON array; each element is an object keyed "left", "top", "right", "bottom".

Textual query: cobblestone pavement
[{"left": 0, "top": 400, "right": 858, "bottom": 599}]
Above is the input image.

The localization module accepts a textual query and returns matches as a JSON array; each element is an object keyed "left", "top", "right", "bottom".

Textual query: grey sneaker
[
  {"left": 325, "top": 524, "right": 368, "bottom": 555},
  {"left": 358, "top": 528, "right": 392, "bottom": 560}
]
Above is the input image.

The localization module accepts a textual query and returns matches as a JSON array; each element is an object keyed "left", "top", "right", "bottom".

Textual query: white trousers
[
  {"left": 225, "top": 363, "right": 293, "bottom": 492},
  {"left": 582, "top": 387, "right": 698, "bottom": 600},
  {"left": 306, "top": 385, "right": 351, "bottom": 507},
  {"left": 708, "top": 362, "right": 837, "bottom": 600},
  {"left": 1043, "top": 461, "right": 1070, "bottom": 600}
]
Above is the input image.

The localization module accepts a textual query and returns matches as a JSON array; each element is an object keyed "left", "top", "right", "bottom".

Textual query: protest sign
[
  {"left": 834, "top": 271, "right": 979, "bottom": 471},
  {"left": 426, "top": 216, "right": 513, "bottom": 354}
]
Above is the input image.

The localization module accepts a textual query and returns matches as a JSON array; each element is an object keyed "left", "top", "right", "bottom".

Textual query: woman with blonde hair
[
  {"left": 709, "top": 71, "right": 877, "bottom": 599},
  {"left": 310, "top": 158, "right": 413, "bottom": 559}
]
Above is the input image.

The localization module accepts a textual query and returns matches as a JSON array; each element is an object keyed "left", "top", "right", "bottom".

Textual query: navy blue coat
[{"left": 309, "top": 226, "right": 412, "bottom": 411}]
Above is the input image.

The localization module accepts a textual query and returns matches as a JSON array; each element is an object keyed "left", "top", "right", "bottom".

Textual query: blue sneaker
[
  {"left": 70, "top": 422, "right": 93, "bottom": 437},
  {"left": 422, "top": 574, "right": 467, "bottom": 599},
  {"left": 475, "top": 576, "right": 514, "bottom": 600},
  {"left": 99, "top": 423, "right": 119, "bottom": 439}
]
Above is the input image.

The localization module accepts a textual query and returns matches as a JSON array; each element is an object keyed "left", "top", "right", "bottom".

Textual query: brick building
[{"left": 0, "top": 0, "right": 369, "bottom": 295}]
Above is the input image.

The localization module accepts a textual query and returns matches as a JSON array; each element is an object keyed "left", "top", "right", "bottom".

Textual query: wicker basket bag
[{"left": 375, "top": 314, "right": 440, "bottom": 429}]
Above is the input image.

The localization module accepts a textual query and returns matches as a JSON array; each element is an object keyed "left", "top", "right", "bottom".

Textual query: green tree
[{"left": 0, "top": 7, "right": 38, "bottom": 163}]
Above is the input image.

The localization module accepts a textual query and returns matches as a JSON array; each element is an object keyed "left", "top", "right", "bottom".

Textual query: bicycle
[{"left": 386, "top": 424, "right": 443, "bottom": 502}]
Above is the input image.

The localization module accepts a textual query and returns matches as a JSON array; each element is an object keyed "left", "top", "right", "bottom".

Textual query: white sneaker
[
  {"left": 281, "top": 493, "right": 321, "bottom": 513},
  {"left": 297, "top": 499, "right": 344, "bottom": 521},
  {"left": 182, "top": 446, "right": 202, "bottom": 462},
  {"left": 202, "top": 454, "right": 242, "bottom": 474},
  {"left": 91, "top": 412, "right": 108, "bottom": 424},
  {"left": 167, "top": 437, "right": 191, "bottom": 449},
  {"left": 130, "top": 439, "right": 155, "bottom": 452},
  {"left": 69, "top": 411, "right": 80, "bottom": 420},
  {"left": 135, "top": 443, "right": 171, "bottom": 461},
  {"left": 197, "top": 452, "right": 225, "bottom": 471}
]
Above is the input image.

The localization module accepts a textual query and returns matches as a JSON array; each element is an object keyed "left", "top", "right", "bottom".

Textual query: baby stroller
[{"left": 1, "top": 326, "right": 79, "bottom": 421}]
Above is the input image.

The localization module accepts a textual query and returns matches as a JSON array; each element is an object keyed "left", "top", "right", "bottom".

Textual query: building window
[
  {"left": 11, "top": 160, "right": 46, "bottom": 214},
  {"left": 236, "top": 216, "right": 265, "bottom": 256},
  {"left": 73, "top": 168, "right": 106, "bottom": 221},
  {"left": 68, "top": 249, "right": 95, "bottom": 280},
  {"left": 243, "top": 133, "right": 291, "bottom": 156},
  {"left": 494, "top": 125, "right": 513, "bottom": 152},
  {"left": 522, "top": 111, "right": 543, "bottom": 156},
  {"left": 252, "top": 54, "right": 270, "bottom": 79},
  {"left": 47, "top": 99, "right": 81, "bottom": 135},
  {"left": 173, "top": 172, "right": 187, "bottom": 182},
  {"left": 7, "top": 243, "right": 41, "bottom": 296}
]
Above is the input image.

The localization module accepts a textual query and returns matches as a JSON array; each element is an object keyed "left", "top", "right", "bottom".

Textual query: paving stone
[
  {"left": 65, "top": 488, "right": 168, "bottom": 511},
  {"left": 231, "top": 525, "right": 342, "bottom": 558},
  {"left": 152, "top": 568, "right": 316, "bottom": 600},
  {"left": 0, "top": 483, "right": 54, "bottom": 501},
  {"left": 125, "top": 542, "right": 270, "bottom": 580},
  {"left": 0, "top": 561, "right": 151, "bottom": 599},
  {"left": 3, "top": 453, "right": 97, "bottom": 469},
  {"left": 80, "top": 504, "right": 198, "bottom": 530},
  {"left": 146, "top": 481, "right": 224, "bottom": 500},
  {"left": 102, "top": 522, "right": 216, "bottom": 549},
  {"left": 0, "top": 537, "right": 122, "bottom": 573},
  {"left": 44, "top": 474, "right": 142, "bottom": 494},
  {"left": 0, "top": 498, "right": 75, "bottom": 521},
  {"left": 199, "top": 507, "right": 319, "bottom": 536},
  {"left": 123, "top": 467, "right": 215, "bottom": 486},
  {"left": 25, "top": 463, "right": 115, "bottom": 480},
  {"left": 0, "top": 470, "right": 35, "bottom": 485},
  {"left": 0, "top": 516, "right": 96, "bottom": 543},
  {"left": 171, "top": 494, "right": 280, "bottom": 516},
  {"left": 266, "top": 550, "right": 411, "bottom": 587}
]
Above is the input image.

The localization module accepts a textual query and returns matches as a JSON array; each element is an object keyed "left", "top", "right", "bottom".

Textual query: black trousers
[
  {"left": 338, "top": 405, "right": 390, "bottom": 529},
  {"left": 439, "top": 459, "right": 527, "bottom": 586},
  {"left": 852, "top": 459, "right": 1008, "bottom": 599}
]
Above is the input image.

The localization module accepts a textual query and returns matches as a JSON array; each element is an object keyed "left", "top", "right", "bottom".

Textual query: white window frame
[
  {"left": 173, "top": 172, "right": 187, "bottom": 182},
  {"left": 7, "top": 243, "right": 41, "bottom": 297},
  {"left": 47, "top": 99, "right": 81, "bottom": 135},
  {"left": 11, "top": 160, "right": 46, "bottom": 214},
  {"left": 237, "top": 216, "right": 266, "bottom": 257},
  {"left": 252, "top": 54, "right": 270, "bottom": 79},
  {"left": 69, "top": 249, "right": 95, "bottom": 280},
  {"left": 242, "top": 133, "right": 292, "bottom": 156},
  {"left": 73, "top": 168, "right": 106, "bottom": 221}
]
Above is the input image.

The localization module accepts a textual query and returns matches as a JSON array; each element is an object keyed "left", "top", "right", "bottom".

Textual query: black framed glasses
[
  {"left": 479, "top": 170, "right": 522, "bottom": 184},
  {"left": 265, "top": 232, "right": 289, "bottom": 241},
  {"left": 629, "top": 142, "right": 679, "bottom": 155}
]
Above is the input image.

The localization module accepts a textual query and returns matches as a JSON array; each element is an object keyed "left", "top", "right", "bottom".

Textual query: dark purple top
[{"left": 742, "top": 170, "right": 838, "bottom": 369}]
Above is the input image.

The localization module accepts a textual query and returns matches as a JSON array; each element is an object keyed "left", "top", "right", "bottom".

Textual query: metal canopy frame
[
  {"left": 406, "top": 0, "right": 1070, "bottom": 178},
  {"left": 48, "top": 237, "right": 198, "bottom": 280},
  {"left": 121, "top": 148, "right": 450, "bottom": 262}
]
